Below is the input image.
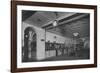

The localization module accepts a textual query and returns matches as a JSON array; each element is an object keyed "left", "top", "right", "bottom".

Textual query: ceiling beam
[
  {"left": 43, "top": 13, "right": 89, "bottom": 30},
  {"left": 42, "top": 13, "right": 76, "bottom": 28}
]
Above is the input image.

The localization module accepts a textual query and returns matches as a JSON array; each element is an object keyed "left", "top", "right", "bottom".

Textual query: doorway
[{"left": 22, "top": 27, "right": 37, "bottom": 62}]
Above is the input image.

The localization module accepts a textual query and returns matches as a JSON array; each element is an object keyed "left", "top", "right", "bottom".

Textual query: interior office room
[{"left": 21, "top": 10, "right": 90, "bottom": 62}]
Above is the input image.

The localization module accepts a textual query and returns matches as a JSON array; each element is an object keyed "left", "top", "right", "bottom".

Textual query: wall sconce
[{"left": 41, "top": 39, "right": 45, "bottom": 41}]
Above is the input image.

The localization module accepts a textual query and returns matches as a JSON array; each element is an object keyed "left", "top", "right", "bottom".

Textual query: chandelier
[{"left": 52, "top": 12, "right": 58, "bottom": 27}]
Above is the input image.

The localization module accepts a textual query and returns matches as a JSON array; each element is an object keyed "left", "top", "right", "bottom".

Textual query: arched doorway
[{"left": 22, "top": 27, "right": 37, "bottom": 62}]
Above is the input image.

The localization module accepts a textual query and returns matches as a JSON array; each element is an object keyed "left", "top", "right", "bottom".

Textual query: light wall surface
[{"left": 22, "top": 22, "right": 46, "bottom": 60}]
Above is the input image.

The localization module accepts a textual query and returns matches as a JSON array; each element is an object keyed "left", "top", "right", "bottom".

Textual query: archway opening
[{"left": 22, "top": 27, "right": 37, "bottom": 62}]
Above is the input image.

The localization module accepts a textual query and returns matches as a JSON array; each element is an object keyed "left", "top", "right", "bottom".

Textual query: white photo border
[{"left": 17, "top": 5, "right": 94, "bottom": 68}]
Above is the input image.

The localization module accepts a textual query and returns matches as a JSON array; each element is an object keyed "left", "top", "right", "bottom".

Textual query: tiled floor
[
  {"left": 42, "top": 49, "right": 90, "bottom": 62},
  {"left": 22, "top": 49, "right": 89, "bottom": 62}
]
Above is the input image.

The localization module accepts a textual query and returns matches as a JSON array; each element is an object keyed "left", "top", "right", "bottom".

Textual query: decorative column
[
  {"left": 28, "top": 31, "right": 33, "bottom": 60},
  {"left": 73, "top": 32, "right": 79, "bottom": 56}
]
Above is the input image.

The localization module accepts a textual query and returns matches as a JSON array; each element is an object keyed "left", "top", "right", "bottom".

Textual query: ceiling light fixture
[
  {"left": 53, "top": 12, "right": 58, "bottom": 27},
  {"left": 53, "top": 20, "right": 58, "bottom": 27},
  {"left": 73, "top": 32, "right": 79, "bottom": 37}
]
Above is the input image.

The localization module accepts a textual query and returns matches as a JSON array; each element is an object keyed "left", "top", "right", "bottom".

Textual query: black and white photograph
[
  {"left": 22, "top": 10, "right": 90, "bottom": 62},
  {"left": 11, "top": 1, "right": 97, "bottom": 72}
]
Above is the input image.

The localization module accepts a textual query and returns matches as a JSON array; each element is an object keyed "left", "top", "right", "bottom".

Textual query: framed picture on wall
[{"left": 11, "top": 1, "right": 97, "bottom": 73}]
